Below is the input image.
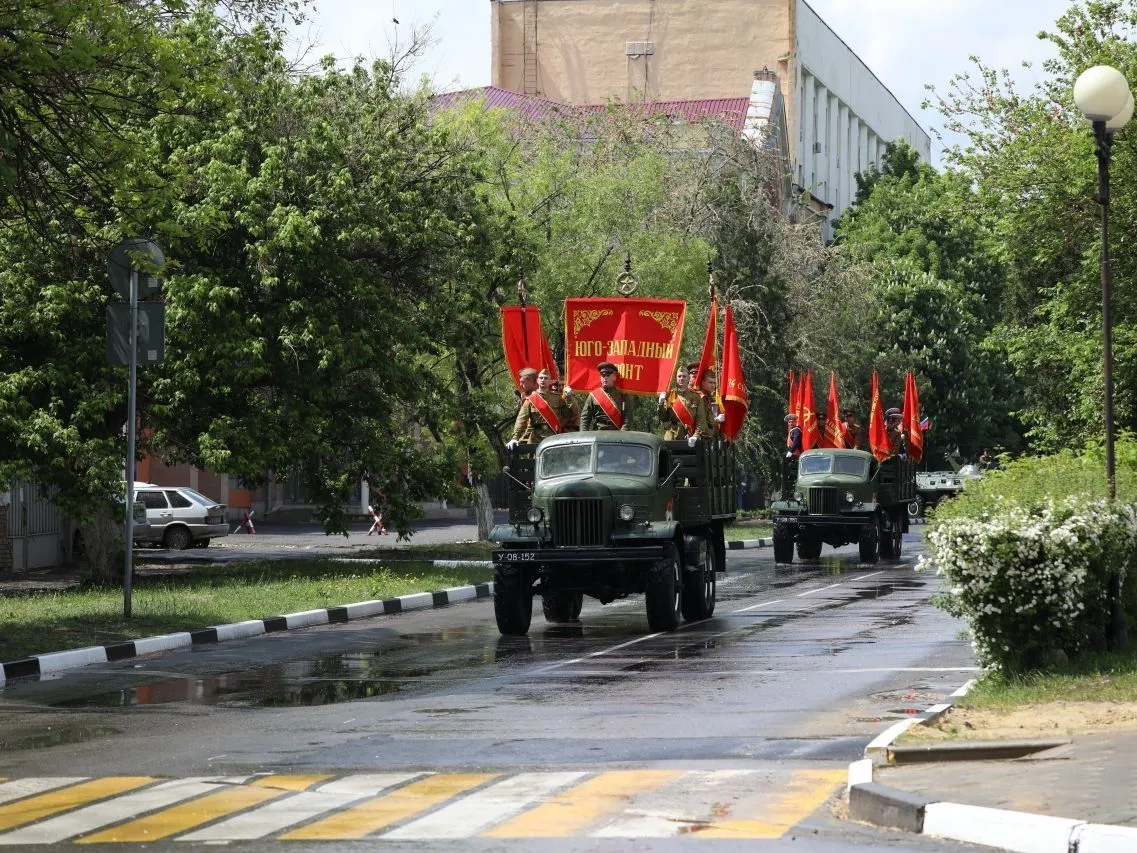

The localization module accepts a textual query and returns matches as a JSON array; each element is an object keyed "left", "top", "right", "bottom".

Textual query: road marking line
[
  {"left": 282, "top": 774, "right": 496, "bottom": 840},
  {"left": 484, "top": 770, "right": 683, "bottom": 838},
  {"left": 733, "top": 598, "right": 785, "bottom": 612},
  {"left": 797, "top": 582, "right": 843, "bottom": 597},
  {"left": 0, "top": 777, "right": 153, "bottom": 833},
  {"left": 179, "top": 774, "right": 421, "bottom": 841},
  {"left": 0, "top": 779, "right": 87, "bottom": 807},
  {"left": 76, "top": 783, "right": 288, "bottom": 842},
  {"left": 0, "top": 779, "right": 240, "bottom": 845},
  {"left": 691, "top": 769, "right": 845, "bottom": 838},
  {"left": 386, "top": 772, "right": 587, "bottom": 839}
]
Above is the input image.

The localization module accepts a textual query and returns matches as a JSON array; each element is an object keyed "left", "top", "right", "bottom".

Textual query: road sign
[
  {"left": 108, "top": 238, "right": 164, "bottom": 299},
  {"left": 106, "top": 302, "right": 165, "bottom": 366}
]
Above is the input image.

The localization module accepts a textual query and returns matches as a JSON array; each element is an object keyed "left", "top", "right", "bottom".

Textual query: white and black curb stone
[
  {"left": 847, "top": 680, "right": 1137, "bottom": 852},
  {"left": 726, "top": 538, "right": 771, "bottom": 549},
  {"left": 0, "top": 582, "right": 495, "bottom": 685}
]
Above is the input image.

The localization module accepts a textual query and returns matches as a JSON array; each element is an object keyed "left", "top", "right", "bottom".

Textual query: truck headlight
[
  {"left": 793, "top": 491, "right": 803, "bottom": 502},
  {"left": 845, "top": 491, "right": 855, "bottom": 503},
  {"left": 618, "top": 504, "right": 635, "bottom": 522},
  {"left": 526, "top": 506, "right": 544, "bottom": 524}
]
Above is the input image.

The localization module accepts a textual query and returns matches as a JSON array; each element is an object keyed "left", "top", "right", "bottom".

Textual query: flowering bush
[{"left": 920, "top": 498, "right": 1137, "bottom": 673}]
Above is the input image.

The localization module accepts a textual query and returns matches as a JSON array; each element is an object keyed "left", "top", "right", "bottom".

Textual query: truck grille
[
  {"left": 807, "top": 487, "right": 840, "bottom": 515},
  {"left": 552, "top": 499, "right": 605, "bottom": 547}
]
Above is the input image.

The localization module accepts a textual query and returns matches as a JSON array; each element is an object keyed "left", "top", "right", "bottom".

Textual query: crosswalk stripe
[
  {"left": 282, "top": 774, "right": 497, "bottom": 840},
  {"left": 0, "top": 779, "right": 239, "bottom": 846},
  {"left": 0, "top": 778, "right": 153, "bottom": 834},
  {"left": 484, "top": 770, "right": 684, "bottom": 838},
  {"left": 590, "top": 769, "right": 760, "bottom": 837},
  {"left": 75, "top": 784, "right": 288, "bottom": 842},
  {"left": 386, "top": 772, "right": 587, "bottom": 839},
  {"left": 247, "top": 775, "right": 332, "bottom": 792},
  {"left": 692, "top": 769, "right": 845, "bottom": 838},
  {"left": 0, "top": 779, "right": 88, "bottom": 808},
  {"left": 177, "top": 774, "right": 421, "bottom": 841}
]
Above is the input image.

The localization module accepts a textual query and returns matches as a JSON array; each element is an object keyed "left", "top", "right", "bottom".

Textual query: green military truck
[
  {"left": 491, "top": 431, "right": 737, "bottom": 636},
  {"left": 771, "top": 448, "right": 916, "bottom": 564}
]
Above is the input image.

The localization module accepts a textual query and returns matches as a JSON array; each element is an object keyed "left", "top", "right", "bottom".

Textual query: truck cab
[{"left": 491, "top": 431, "right": 736, "bottom": 636}]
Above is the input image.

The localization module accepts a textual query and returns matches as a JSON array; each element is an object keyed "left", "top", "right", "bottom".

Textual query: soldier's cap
[
  {"left": 597, "top": 361, "right": 619, "bottom": 376},
  {"left": 817, "top": 412, "right": 827, "bottom": 419},
  {"left": 784, "top": 413, "right": 797, "bottom": 423},
  {"left": 699, "top": 367, "right": 717, "bottom": 379},
  {"left": 885, "top": 407, "right": 902, "bottom": 419},
  {"left": 518, "top": 367, "right": 538, "bottom": 379},
  {"left": 686, "top": 362, "right": 701, "bottom": 374},
  {"left": 537, "top": 368, "right": 552, "bottom": 378},
  {"left": 842, "top": 409, "right": 856, "bottom": 418}
]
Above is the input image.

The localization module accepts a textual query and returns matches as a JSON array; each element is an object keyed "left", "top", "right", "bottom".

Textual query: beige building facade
[{"left": 490, "top": 0, "right": 930, "bottom": 229}]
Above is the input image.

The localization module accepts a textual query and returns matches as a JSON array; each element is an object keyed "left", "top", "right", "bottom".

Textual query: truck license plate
[{"left": 498, "top": 552, "right": 536, "bottom": 561}]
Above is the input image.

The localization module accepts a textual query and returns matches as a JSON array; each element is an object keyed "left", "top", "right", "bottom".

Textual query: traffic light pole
[{"left": 123, "top": 268, "right": 138, "bottom": 618}]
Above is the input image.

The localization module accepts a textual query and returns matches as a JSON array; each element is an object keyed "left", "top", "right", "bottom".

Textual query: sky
[{"left": 294, "top": 0, "right": 1074, "bottom": 162}]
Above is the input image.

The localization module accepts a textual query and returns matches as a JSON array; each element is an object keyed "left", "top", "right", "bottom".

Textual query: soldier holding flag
[
  {"left": 507, "top": 368, "right": 572, "bottom": 447},
  {"left": 658, "top": 363, "right": 712, "bottom": 443}
]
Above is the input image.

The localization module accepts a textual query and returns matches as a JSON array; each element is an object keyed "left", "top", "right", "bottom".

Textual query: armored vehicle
[
  {"left": 910, "top": 464, "right": 983, "bottom": 517},
  {"left": 490, "top": 431, "right": 737, "bottom": 636},
  {"left": 771, "top": 449, "right": 915, "bottom": 564}
]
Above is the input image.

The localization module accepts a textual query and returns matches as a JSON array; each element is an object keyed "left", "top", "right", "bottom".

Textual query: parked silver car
[{"left": 132, "top": 483, "right": 229, "bottom": 549}]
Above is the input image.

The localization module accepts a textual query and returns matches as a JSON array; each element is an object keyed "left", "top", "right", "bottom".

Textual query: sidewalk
[{"left": 849, "top": 689, "right": 1137, "bottom": 852}]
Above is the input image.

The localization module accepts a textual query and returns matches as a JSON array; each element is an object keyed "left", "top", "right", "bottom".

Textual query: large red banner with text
[{"left": 564, "top": 298, "right": 686, "bottom": 394}]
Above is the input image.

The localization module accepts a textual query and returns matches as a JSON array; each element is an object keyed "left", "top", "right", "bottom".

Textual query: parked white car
[{"left": 132, "top": 483, "right": 228, "bottom": 550}]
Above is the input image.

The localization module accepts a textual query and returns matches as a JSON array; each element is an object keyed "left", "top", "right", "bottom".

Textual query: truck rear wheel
[
  {"left": 542, "top": 591, "right": 583, "bottom": 623},
  {"left": 858, "top": 517, "right": 880, "bottom": 564},
  {"left": 773, "top": 524, "right": 794, "bottom": 563},
  {"left": 646, "top": 543, "right": 682, "bottom": 631},
  {"left": 494, "top": 568, "right": 534, "bottom": 636},
  {"left": 796, "top": 535, "right": 822, "bottom": 561},
  {"left": 681, "top": 535, "right": 716, "bottom": 621}
]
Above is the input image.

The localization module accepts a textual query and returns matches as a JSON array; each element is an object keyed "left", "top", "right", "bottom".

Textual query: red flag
[
  {"left": 823, "top": 373, "right": 843, "bottom": 448},
  {"left": 501, "top": 306, "right": 557, "bottom": 389},
  {"left": 720, "top": 304, "right": 748, "bottom": 440},
  {"left": 801, "top": 370, "right": 820, "bottom": 451},
  {"left": 696, "top": 295, "right": 718, "bottom": 390},
  {"left": 868, "top": 371, "right": 891, "bottom": 462},
  {"left": 903, "top": 370, "right": 924, "bottom": 462}
]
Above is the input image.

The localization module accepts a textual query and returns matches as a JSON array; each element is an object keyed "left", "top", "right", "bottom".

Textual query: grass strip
[
  {"left": 959, "top": 647, "right": 1137, "bottom": 709},
  {"left": 0, "top": 558, "right": 491, "bottom": 663}
]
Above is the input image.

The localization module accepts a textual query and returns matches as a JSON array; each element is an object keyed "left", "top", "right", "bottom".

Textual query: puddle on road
[
  {"left": 50, "top": 646, "right": 492, "bottom": 710},
  {"left": 0, "top": 725, "right": 121, "bottom": 751}
]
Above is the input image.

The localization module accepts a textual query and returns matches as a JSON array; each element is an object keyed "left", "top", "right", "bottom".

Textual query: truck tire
[
  {"left": 543, "top": 591, "right": 583, "bottom": 623},
  {"left": 681, "top": 535, "right": 716, "bottom": 621},
  {"left": 710, "top": 521, "right": 727, "bottom": 576},
  {"left": 858, "top": 516, "right": 880, "bottom": 564},
  {"left": 773, "top": 525, "right": 794, "bottom": 564},
  {"left": 907, "top": 497, "right": 924, "bottom": 519},
  {"left": 797, "top": 535, "right": 822, "bottom": 561},
  {"left": 880, "top": 512, "right": 903, "bottom": 559},
  {"left": 493, "top": 568, "right": 534, "bottom": 636},
  {"left": 646, "top": 543, "right": 682, "bottom": 632}
]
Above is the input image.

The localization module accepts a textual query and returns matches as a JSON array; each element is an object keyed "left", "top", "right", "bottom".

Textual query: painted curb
[
  {"left": 847, "top": 679, "right": 1137, "bottom": 852},
  {"left": 0, "top": 581, "right": 495, "bottom": 684},
  {"left": 726, "top": 538, "right": 772, "bottom": 549}
]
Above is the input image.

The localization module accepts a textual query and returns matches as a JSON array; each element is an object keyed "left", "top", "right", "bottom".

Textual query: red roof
[{"left": 434, "top": 86, "right": 750, "bottom": 131}]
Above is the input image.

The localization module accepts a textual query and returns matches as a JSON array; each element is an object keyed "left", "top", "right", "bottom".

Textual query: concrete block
[
  {"left": 923, "top": 802, "right": 1083, "bottom": 853},
  {"left": 37, "top": 646, "right": 108, "bottom": 674}
]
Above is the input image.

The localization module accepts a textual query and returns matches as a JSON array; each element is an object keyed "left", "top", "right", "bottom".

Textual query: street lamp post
[{"left": 1074, "top": 64, "right": 1133, "bottom": 649}]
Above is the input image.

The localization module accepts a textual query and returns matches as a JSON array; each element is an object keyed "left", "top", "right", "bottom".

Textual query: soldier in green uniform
[
  {"left": 885, "top": 407, "right": 907, "bottom": 458},
  {"left": 580, "top": 362, "right": 631, "bottom": 431},
  {"left": 550, "top": 377, "right": 580, "bottom": 431},
  {"left": 507, "top": 368, "right": 571, "bottom": 447},
  {"left": 658, "top": 363, "right": 712, "bottom": 443}
]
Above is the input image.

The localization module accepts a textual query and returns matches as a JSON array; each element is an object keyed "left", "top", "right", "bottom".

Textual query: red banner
[
  {"left": 801, "top": 370, "right": 819, "bottom": 451},
  {"left": 868, "top": 371, "right": 891, "bottom": 462},
  {"left": 501, "top": 306, "right": 558, "bottom": 390},
  {"left": 823, "top": 372, "right": 843, "bottom": 448},
  {"left": 564, "top": 298, "right": 686, "bottom": 394},
  {"left": 720, "top": 304, "right": 748, "bottom": 441},
  {"left": 696, "top": 295, "right": 718, "bottom": 389},
  {"left": 903, "top": 370, "right": 924, "bottom": 462}
]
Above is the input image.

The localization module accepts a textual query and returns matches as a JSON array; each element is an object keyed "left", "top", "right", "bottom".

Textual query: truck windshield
[
  {"left": 799, "top": 455, "right": 869, "bottom": 477},
  {"left": 596, "top": 444, "right": 653, "bottom": 476},
  {"left": 539, "top": 445, "right": 593, "bottom": 478}
]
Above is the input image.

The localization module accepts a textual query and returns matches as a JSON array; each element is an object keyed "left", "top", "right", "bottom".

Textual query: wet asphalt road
[{"left": 0, "top": 534, "right": 981, "bottom": 851}]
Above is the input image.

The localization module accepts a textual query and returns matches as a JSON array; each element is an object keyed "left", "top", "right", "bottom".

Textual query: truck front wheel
[
  {"left": 646, "top": 544, "right": 682, "bottom": 631},
  {"left": 797, "top": 535, "right": 822, "bottom": 561},
  {"left": 543, "top": 591, "right": 583, "bottom": 623},
  {"left": 858, "top": 517, "right": 880, "bottom": 564},
  {"left": 494, "top": 567, "right": 534, "bottom": 636},
  {"left": 773, "top": 525, "right": 794, "bottom": 563},
  {"left": 681, "top": 535, "right": 716, "bottom": 621}
]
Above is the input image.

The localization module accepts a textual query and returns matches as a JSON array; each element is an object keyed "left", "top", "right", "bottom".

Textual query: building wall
[{"left": 490, "top": 0, "right": 931, "bottom": 228}]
